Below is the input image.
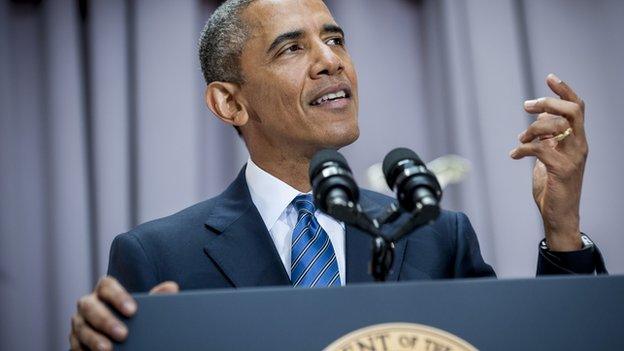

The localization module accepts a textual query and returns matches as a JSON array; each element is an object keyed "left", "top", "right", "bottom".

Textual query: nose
[{"left": 310, "top": 41, "right": 343, "bottom": 79}]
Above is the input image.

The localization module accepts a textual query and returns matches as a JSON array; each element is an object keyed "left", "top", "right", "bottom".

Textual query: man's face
[{"left": 238, "top": 0, "right": 359, "bottom": 155}]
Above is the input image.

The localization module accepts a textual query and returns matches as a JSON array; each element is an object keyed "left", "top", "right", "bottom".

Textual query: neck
[{"left": 249, "top": 151, "right": 312, "bottom": 193}]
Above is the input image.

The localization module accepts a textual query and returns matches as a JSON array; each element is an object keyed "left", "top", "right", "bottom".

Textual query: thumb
[{"left": 149, "top": 281, "right": 180, "bottom": 295}]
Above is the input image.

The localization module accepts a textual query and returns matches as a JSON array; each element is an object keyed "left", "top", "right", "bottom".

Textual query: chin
[{"left": 321, "top": 122, "right": 360, "bottom": 149}]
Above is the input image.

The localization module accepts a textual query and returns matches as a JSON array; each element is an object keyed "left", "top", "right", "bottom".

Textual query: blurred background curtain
[{"left": 1, "top": 0, "right": 622, "bottom": 349}]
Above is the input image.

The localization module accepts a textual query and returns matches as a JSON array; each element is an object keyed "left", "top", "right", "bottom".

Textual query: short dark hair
[{"left": 198, "top": 0, "right": 256, "bottom": 86}]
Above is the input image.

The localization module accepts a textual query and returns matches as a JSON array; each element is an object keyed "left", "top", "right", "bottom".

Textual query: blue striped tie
[{"left": 290, "top": 194, "right": 341, "bottom": 287}]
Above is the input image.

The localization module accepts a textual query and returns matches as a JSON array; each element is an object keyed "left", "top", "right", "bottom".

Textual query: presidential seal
[{"left": 323, "top": 323, "right": 477, "bottom": 351}]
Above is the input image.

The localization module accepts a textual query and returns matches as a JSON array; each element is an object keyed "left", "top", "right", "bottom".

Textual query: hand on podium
[{"left": 69, "top": 277, "right": 179, "bottom": 351}]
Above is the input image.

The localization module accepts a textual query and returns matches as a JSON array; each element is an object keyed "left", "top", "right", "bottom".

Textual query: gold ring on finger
[{"left": 553, "top": 127, "right": 573, "bottom": 142}]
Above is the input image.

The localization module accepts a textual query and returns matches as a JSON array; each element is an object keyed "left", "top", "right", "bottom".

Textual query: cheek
[
  {"left": 254, "top": 72, "right": 304, "bottom": 116},
  {"left": 345, "top": 61, "right": 359, "bottom": 101},
  {"left": 278, "top": 77, "right": 302, "bottom": 111},
  {"left": 245, "top": 75, "right": 306, "bottom": 132},
  {"left": 273, "top": 66, "right": 305, "bottom": 108}
]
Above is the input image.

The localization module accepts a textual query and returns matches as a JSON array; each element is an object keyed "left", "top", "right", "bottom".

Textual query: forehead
[{"left": 243, "top": 0, "right": 337, "bottom": 41}]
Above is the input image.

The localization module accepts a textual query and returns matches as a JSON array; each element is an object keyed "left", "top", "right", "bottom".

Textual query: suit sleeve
[
  {"left": 107, "top": 233, "right": 159, "bottom": 293},
  {"left": 453, "top": 212, "right": 497, "bottom": 278},
  {"left": 536, "top": 235, "right": 608, "bottom": 275}
]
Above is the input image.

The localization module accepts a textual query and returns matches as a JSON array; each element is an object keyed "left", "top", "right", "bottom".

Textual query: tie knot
[{"left": 292, "top": 194, "right": 316, "bottom": 216}]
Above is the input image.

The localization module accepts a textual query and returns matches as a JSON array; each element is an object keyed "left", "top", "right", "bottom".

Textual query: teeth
[{"left": 313, "top": 90, "right": 347, "bottom": 105}]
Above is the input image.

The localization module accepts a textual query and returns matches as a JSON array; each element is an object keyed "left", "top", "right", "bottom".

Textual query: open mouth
[{"left": 309, "top": 87, "right": 352, "bottom": 107}]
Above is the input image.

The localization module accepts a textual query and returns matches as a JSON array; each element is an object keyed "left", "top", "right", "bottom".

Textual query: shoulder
[
  {"left": 114, "top": 195, "right": 222, "bottom": 248},
  {"left": 359, "top": 188, "right": 395, "bottom": 208},
  {"left": 116, "top": 166, "right": 250, "bottom": 246},
  {"left": 359, "top": 188, "right": 464, "bottom": 230}
]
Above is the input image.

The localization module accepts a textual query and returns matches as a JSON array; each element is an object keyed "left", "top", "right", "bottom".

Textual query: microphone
[
  {"left": 309, "top": 149, "right": 359, "bottom": 214},
  {"left": 382, "top": 148, "right": 442, "bottom": 219}
]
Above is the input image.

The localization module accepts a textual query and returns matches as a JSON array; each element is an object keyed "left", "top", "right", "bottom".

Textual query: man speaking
[{"left": 69, "top": 0, "right": 604, "bottom": 350}]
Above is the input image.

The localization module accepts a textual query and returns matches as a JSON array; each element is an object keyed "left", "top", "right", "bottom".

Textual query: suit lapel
[
  {"left": 203, "top": 169, "right": 407, "bottom": 287},
  {"left": 346, "top": 192, "right": 407, "bottom": 284},
  {"left": 203, "top": 167, "right": 290, "bottom": 288},
  {"left": 345, "top": 224, "right": 375, "bottom": 283}
]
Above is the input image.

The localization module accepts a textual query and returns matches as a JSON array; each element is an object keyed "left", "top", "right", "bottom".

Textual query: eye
[
  {"left": 281, "top": 43, "right": 303, "bottom": 55},
  {"left": 327, "top": 37, "right": 345, "bottom": 46}
]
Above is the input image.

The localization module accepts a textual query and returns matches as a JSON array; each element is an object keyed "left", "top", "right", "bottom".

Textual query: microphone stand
[{"left": 327, "top": 201, "right": 438, "bottom": 282}]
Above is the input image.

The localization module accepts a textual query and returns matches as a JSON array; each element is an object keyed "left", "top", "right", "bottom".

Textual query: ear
[{"left": 205, "top": 82, "right": 249, "bottom": 128}]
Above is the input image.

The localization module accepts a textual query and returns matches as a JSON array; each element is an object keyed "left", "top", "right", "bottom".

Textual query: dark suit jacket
[{"left": 108, "top": 167, "right": 604, "bottom": 293}]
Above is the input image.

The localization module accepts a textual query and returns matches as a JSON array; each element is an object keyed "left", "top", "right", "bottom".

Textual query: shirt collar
[{"left": 245, "top": 158, "right": 305, "bottom": 231}]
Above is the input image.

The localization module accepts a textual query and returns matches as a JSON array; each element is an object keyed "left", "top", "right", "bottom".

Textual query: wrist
[
  {"left": 544, "top": 230, "right": 583, "bottom": 252},
  {"left": 541, "top": 209, "right": 581, "bottom": 251}
]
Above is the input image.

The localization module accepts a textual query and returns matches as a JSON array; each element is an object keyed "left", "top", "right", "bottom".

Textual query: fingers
[
  {"left": 95, "top": 276, "right": 137, "bottom": 317},
  {"left": 524, "top": 98, "right": 585, "bottom": 141},
  {"left": 519, "top": 114, "right": 571, "bottom": 143},
  {"left": 524, "top": 73, "right": 586, "bottom": 137},
  {"left": 71, "top": 313, "right": 113, "bottom": 351},
  {"left": 510, "top": 138, "right": 560, "bottom": 167},
  {"left": 546, "top": 73, "right": 584, "bottom": 109},
  {"left": 149, "top": 281, "right": 180, "bottom": 295},
  {"left": 71, "top": 278, "right": 180, "bottom": 351},
  {"left": 77, "top": 294, "right": 128, "bottom": 341},
  {"left": 69, "top": 332, "right": 85, "bottom": 351}
]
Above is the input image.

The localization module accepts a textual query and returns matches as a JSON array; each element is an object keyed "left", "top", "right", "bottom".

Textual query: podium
[{"left": 116, "top": 275, "right": 624, "bottom": 350}]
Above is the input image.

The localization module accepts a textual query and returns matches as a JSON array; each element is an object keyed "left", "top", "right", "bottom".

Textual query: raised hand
[{"left": 510, "top": 74, "right": 587, "bottom": 251}]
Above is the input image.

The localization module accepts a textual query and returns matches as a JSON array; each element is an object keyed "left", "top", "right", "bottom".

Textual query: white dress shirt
[{"left": 245, "top": 158, "right": 346, "bottom": 286}]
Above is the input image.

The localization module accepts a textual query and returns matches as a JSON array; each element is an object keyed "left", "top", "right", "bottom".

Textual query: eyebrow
[
  {"left": 322, "top": 24, "right": 344, "bottom": 38},
  {"left": 267, "top": 30, "right": 304, "bottom": 54},
  {"left": 266, "top": 24, "right": 345, "bottom": 54}
]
